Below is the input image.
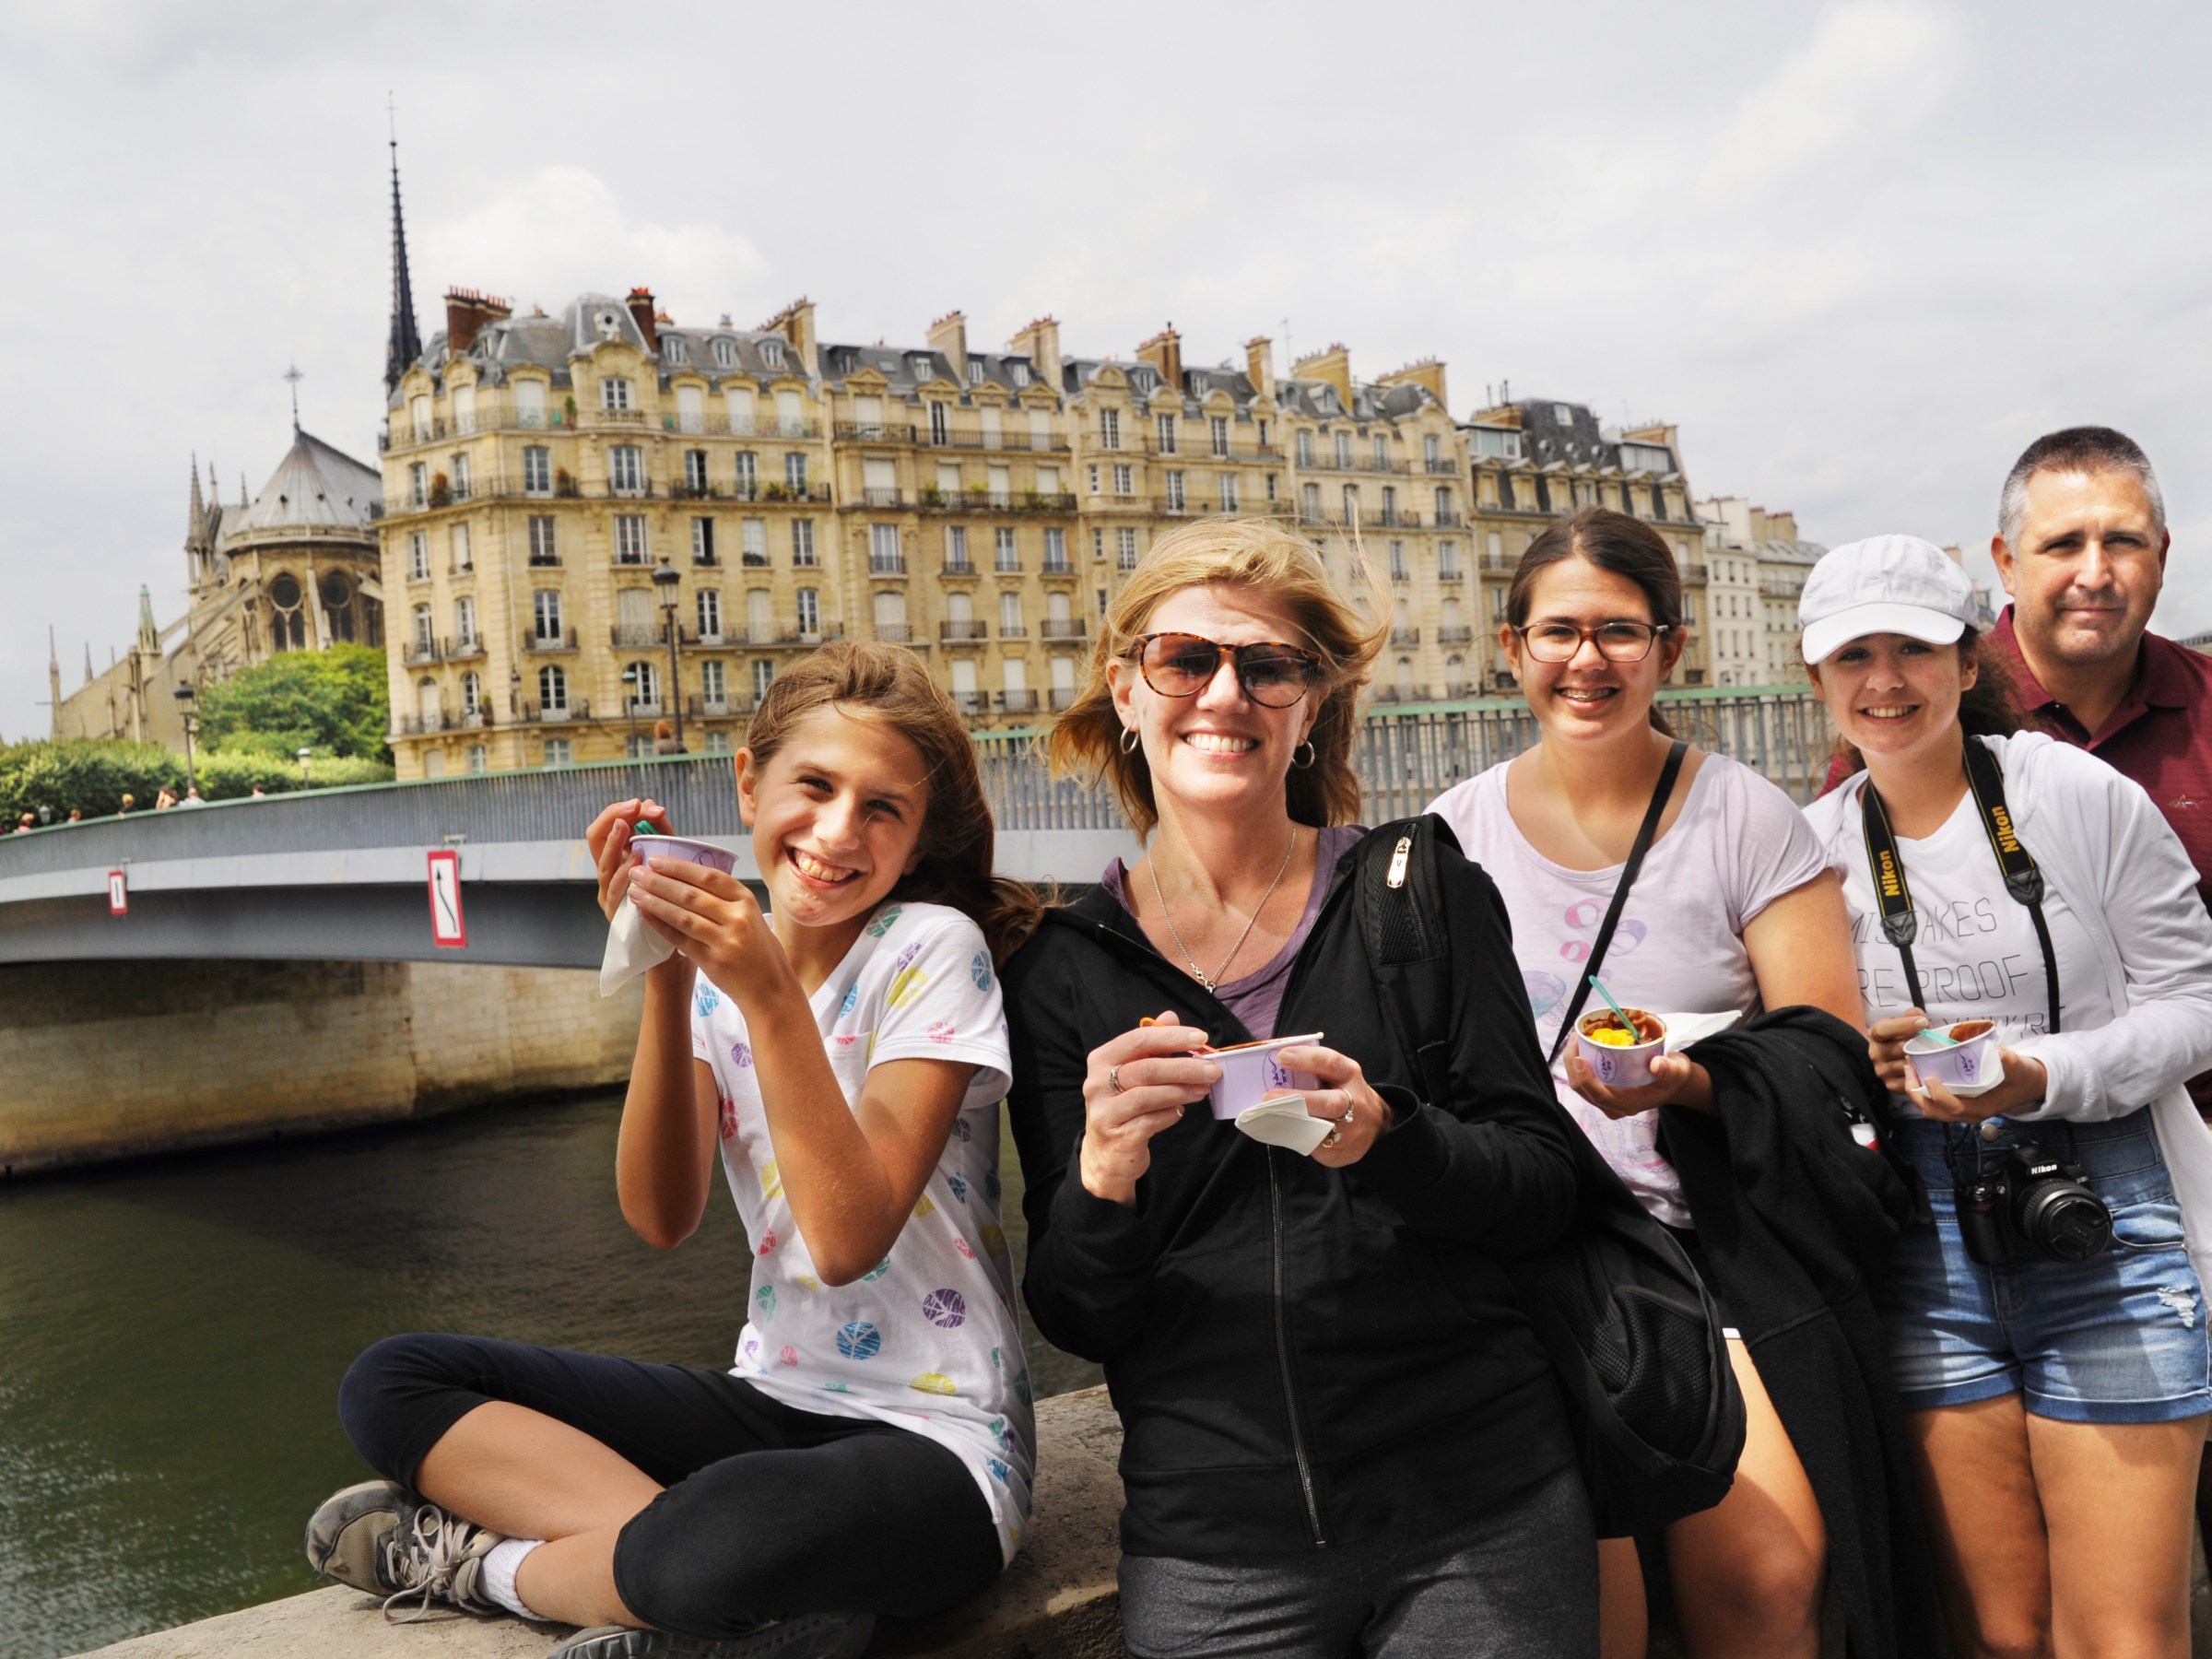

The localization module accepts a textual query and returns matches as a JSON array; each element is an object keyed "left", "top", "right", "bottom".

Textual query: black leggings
[{"left": 338, "top": 1333, "right": 1002, "bottom": 1638}]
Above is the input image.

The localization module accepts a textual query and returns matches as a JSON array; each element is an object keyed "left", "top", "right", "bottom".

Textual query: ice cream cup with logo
[
  {"left": 1574, "top": 1007, "right": 1668, "bottom": 1088},
  {"left": 1206, "top": 1033, "right": 1324, "bottom": 1120}
]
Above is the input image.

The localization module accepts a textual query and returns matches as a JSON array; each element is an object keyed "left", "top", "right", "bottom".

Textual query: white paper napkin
[
  {"left": 599, "top": 896, "right": 674, "bottom": 997},
  {"left": 1235, "top": 1094, "right": 1335, "bottom": 1157},
  {"left": 1658, "top": 1009, "right": 1744, "bottom": 1052}
]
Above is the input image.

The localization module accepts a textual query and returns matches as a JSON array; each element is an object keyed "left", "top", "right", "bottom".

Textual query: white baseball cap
[{"left": 1798, "top": 535, "right": 1981, "bottom": 665}]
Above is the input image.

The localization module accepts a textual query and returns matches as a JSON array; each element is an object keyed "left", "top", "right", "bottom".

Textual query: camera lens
[{"left": 2018, "top": 1178, "right": 2112, "bottom": 1262}]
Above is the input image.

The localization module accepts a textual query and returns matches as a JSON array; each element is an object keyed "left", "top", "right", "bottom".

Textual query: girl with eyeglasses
[
  {"left": 1430, "top": 509, "right": 1939, "bottom": 1659},
  {"left": 1005, "top": 518, "right": 1597, "bottom": 1657}
]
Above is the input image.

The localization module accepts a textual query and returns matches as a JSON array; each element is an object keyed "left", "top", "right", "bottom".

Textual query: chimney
[
  {"left": 927, "top": 310, "right": 969, "bottom": 381},
  {"left": 761, "top": 297, "right": 818, "bottom": 375},
  {"left": 1291, "top": 342, "right": 1353, "bottom": 406},
  {"left": 1377, "top": 357, "right": 1448, "bottom": 408},
  {"left": 626, "top": 287, "right": 658, "bottom": 353},
  {"left": 1244, "top": 335, "right": 1276, "bottom": 404},
  {"left": 1135, "top": 324, "right": 1183, "bottom": 393},
  {"left": 443, "top": 288, "right": 513, "bottom": 357},
  {"left": 1007, "top": 316, "right": 1063, "bottom": 394}
]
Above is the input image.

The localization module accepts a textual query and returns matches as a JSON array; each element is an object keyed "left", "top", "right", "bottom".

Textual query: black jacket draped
[
  {"left": 1004, "top": 829, "right": 1583, "bottom": 1559},
  {"left": 1661, "top": 1007, "right": 1947, "bottom": 1659}
]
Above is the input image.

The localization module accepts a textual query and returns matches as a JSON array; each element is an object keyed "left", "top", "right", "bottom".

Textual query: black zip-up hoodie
[{"left": 1004, "top": 827, "right": 1582, "bottom": 1558}]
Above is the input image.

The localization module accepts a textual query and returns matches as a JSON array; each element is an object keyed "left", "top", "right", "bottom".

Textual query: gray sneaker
[
  {"left": 545, "top": 1615, "right": 875, "bottom": 1659},
  {"left": 304, "top": 1478, "right": 506, "bottom": 1622}
]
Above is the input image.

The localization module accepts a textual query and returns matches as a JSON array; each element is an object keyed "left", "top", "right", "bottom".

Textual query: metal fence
[{"left": 0, "top": 689, "right": 1834, "bottom": 878}]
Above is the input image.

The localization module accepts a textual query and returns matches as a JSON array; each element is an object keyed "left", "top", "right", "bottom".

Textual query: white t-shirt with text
[
  {"left": 1805, "top": 749, "right": 2114, "bottom": 1118},
  {"left": 689, "top": 900, "right": 1034, "bottom": 1565},
  {"left": 1430, "top": 752, "right": 1830, "bottom": 1227}
]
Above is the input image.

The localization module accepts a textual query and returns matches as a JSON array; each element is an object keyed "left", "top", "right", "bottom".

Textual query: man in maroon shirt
[{"left": 1987, "top": 427, "right": 2212, "bottom": 917}]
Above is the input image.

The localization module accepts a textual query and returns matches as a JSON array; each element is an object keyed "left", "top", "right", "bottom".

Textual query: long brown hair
[
  {"left": 1507, "top": 507, "right": 1688, "bottom": 736},
  {"left": 1825, "top": 634, "right": 2022, "bottom": 776},
  {"left": 1047, "top": 517, "right": 1384, "bottom": 838},
  {"left": 743, "top": 641, "right": 1041, "bottom": 962}
]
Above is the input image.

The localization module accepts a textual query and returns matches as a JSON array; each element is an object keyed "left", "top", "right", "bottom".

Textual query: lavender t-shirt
[
  {"left": 1103, "top": 825, "right": 1368, "bottom": 1040},
  {"left": 1428, "top": 755, "right": 1827, "bottom": 1228}
]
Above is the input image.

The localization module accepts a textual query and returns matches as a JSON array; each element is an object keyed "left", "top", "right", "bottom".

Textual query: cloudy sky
[{"left": 3, "top": 0, "right": 2207, "bottom": 735}]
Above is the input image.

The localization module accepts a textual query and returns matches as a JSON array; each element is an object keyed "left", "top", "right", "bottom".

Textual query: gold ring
[
  {"left": 1321, "top": 1127, "right": 1341, "bottom": 1148},
  {"left": 1108, "top": 1066, "right": 1124, "bottom": 1094}
]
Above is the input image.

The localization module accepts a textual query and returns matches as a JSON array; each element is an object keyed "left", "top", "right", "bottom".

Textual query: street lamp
[
  {"left": 652, "top": 558, "right": 685, "bottom": 752},
  {"left": 173, "top": 683, "right": 199, "bottom": 796},
  {"left": 621, "top": 667, "right": 640, "bottom": 755},
  {"left": 297, "top": 746, "right": 312, "bottom": 787}
]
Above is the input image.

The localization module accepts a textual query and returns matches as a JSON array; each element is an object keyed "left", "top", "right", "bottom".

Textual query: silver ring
[
  {"left": 1108, "top": 1065, "right": 1124, "bottom": 1094},
  {"left": 1339, "top": 1103, "right": 1356, "bottom": 1124}
]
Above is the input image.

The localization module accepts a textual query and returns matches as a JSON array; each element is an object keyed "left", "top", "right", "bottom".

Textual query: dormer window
[
  {"left": 912, "top": 356, "right": 934, "bottom": 381},
  {"left": 968, "top": 360, "right": 985, "bottom": 384},
  {"left": 712, "top": 337, "right": 736, "bottom": 368},
  {"left": 1009, "top": 361, "right": 1030, "bottom": 388},
  {"left": 664, "top": 336, "right": 688, "bottom": 365},
  {"left": 761, "top": 340, "right": 784, "bottom": 370},
  {"left": 1553, "top": 404, "right": 1573, "bottom": 427}
]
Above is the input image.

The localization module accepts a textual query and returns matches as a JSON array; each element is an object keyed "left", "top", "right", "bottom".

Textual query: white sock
[{"left": 480, "top": 1536, "right": 546, "bottom": 1620}]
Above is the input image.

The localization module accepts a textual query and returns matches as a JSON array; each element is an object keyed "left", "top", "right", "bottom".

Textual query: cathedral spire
[
  {"left": 189, "top": 451, "right": 205, "bottom": 535},
  {"left": 136, "top": 585, "right": 160, "bottom": 656},
  {"left": 384, "top": 100, "right": 423, "bottom": 396}
]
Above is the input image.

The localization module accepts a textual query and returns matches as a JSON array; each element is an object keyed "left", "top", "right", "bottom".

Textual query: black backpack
[{"left": 1353, "top": 815, "right": 1747, "bottom": 1536}]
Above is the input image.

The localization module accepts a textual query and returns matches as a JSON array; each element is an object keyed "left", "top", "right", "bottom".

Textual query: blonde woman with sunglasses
[{"left": 1004, "top": 519, "right": 1596, "bottom": 1659}]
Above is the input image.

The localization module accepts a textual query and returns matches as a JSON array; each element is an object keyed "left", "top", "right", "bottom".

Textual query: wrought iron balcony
[
  {"left": 940, "top": 619, "right": 990, "bottom": 641},
  {"left": 1039, "top": 618, "right": 1087, "bottom": 640}
]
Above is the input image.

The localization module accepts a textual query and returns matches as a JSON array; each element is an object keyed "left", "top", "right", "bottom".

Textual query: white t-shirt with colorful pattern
[{"left": 688, "top": 900, "right": 1034, "bottom": 1566}]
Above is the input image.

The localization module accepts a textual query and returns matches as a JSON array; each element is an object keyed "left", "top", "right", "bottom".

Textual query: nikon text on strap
[{"left": 1858, "top": 739, "right": 2061, "bottom": 1034}]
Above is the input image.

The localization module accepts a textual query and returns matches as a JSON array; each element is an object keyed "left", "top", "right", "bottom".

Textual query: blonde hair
[
  {"left": 745, "top": 641, "right": 1042, "bottom": 962},
  {"left": 1047, "top": 517, "right": 1383, "bottom": 838}
]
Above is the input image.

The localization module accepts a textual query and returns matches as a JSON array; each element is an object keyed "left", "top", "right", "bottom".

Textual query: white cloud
[
  {"left": 1702, "top": 1, "right": 1969, "bottom": 198},
  {"left": 420, "top": 167, "right": 772, "bottom": 328}
]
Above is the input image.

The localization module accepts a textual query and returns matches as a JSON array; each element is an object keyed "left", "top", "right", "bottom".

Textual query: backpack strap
[
  {"left": 1546, "top": 739, "right": 1688, "bottom": 1065},
  {"left": 1354, "top": 817, "right": 1459, "bottom": 1107}
]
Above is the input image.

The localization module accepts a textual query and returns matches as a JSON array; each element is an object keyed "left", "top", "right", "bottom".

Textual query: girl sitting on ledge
[{"left": 305, "top": 642, "right": 1040, "bottom": 1659}]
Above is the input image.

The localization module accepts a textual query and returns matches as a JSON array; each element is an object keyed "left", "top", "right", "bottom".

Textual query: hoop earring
[
  {"left": 1292, "top": 740, "right": 1316, "bottom": 770},
  {"left": 1120, "top": 726, "right": 1141, "bottom": 755}
]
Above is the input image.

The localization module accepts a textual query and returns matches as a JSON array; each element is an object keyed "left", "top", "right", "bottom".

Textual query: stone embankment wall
[{"left": 0, "top": 959, "right": 643, "bottom": 1177}]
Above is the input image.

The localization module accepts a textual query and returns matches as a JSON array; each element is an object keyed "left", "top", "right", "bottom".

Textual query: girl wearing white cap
[{"left": 1800, "top": 534, "right": 2212, "bottom": 1657}]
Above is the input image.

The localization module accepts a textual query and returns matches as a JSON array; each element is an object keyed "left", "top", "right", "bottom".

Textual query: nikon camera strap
[{"left": 1859, "top": 739, "right": 2061, "bottom": 1034}]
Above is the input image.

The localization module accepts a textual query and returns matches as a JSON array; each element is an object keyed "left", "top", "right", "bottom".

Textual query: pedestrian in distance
[
  {"left": 1005, "top": 518, "right": 1600, "bottom": 1659},
  {"left": 154, "top": 787, "right": 176, "bottom": 811},
  {"left": 12, "top": 813, "right": 30, "bottom": 834},
  {"left": 653, "top": 718, "right": 684, "bottom": 757},
  {"left": 116, "top": 793, "right": 134, "bottom": 816},
  {"left": 1800, "top": 535, "right": 2212, "bottom": 1659},
  {"left": 250, "top": 782, "right": 266, "bottom": 798},
  {"left": 65, "top": 808, "right": 80, "bottom": 823},
  {"left": 1428, "top": 507, "right": 1941, "bottom": 1659},
  {"left": 181, "top": 786, "right": 206, "bottom": 806},
  {"left": 309, "top": 641, "right": 1042, "bottom": 1659}
]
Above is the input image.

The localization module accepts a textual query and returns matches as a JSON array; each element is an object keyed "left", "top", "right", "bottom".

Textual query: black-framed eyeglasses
[
  {"left": 1514, "top": 620, "right": 1671, "bottom": 664},
  {"left": 1125, "top": 631, "right": 1325, "bottom": 708}
]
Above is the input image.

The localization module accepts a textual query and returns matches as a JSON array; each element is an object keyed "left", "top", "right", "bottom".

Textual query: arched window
[
  {"left": 321, "top": 571, "right": 356, "bottom": 642},
  {"left": 460, "top": 672, "right": 482, "bottom": 716},
  {"left": 538, "top": 665, "right": 568, "bottom": 712},
  {"left": 1394, "top": 657, "right": 1415, "bottom": 700},
  {"left": 267, "top": 571, "right": 307, "bottom": 652}
]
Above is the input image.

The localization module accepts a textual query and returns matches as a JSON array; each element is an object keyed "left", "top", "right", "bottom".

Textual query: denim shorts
[{"left": 1882, "top": 1112, "right": 2212, "bottom": 1423}]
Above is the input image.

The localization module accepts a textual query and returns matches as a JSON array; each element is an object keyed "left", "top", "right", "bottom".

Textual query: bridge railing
[{"left": 0, "top": 688, "right": 1834, "bottom": 877}]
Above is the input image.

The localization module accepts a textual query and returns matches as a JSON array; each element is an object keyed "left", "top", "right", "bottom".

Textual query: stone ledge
[{"left": 80, "top": 1386, "right": 1124, "bottom": 1659}]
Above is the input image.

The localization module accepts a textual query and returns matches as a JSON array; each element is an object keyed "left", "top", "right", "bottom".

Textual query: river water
[{"left": 0, "top": 1094, "right": 1100, "bottom": 1659}]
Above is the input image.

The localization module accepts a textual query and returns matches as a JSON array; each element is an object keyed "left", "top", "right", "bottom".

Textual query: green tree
[{"left": 195, "top": 643, "right": 391, "bottom": 763}]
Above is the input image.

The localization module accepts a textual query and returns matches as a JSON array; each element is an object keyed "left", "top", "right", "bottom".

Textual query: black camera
[{"left": 1954, "top": 1142, "right": 2112, "bottom": 1266}]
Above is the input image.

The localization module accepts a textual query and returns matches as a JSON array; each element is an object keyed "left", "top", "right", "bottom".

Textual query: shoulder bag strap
[{"left": 1546, "top": 739, "right": 1689, "bottom": 1066}]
